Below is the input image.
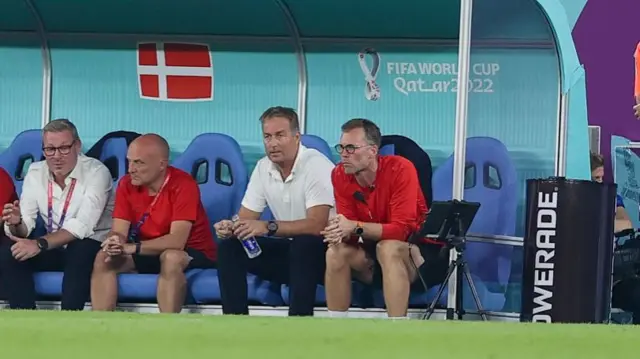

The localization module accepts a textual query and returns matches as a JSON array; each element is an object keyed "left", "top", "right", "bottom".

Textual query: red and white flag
[{"left": 137, "top": 42, "right": 214, "bottom": 101}]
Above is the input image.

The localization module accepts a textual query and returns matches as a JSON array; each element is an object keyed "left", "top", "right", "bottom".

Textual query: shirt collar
[
  {"left": 268, "top": 143, "right": 307, "bottom": 180},
  {"left": 48, "top": 154, "right": 85, "bottom": 183},
  {"left": 347, "top": 156, "right": 383, "bottom": 188}
]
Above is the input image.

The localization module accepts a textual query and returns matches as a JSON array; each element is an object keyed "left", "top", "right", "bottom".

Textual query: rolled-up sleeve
[
  {"left": 62, "top": 165, "right": 112, "bottom": 239},
  {"left": 241, "top": 164, "right": 267, "bottom": 213}
]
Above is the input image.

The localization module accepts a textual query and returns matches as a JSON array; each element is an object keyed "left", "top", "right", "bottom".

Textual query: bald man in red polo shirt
[
  {"left": 322, "top": 119, "right": 448, "bottom": 318},
  {"left": 90, "top": 134, "right": 216, "bottom": 313}
]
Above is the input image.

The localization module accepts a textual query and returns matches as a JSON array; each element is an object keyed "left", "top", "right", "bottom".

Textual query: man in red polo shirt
[
  {"left": 90, "top": 134, "right": 216, "bottom": 313},
  {"left": 322, "top": 119, "right": 448, "bottom": 318}
]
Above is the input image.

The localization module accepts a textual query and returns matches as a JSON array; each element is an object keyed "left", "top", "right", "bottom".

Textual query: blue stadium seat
[
  {"left": 0, "top": 129, "right": 43, "bottom": 195},
  {"left": 301, "top": 134, "right": 334, "bottom": 162},
  {"left": 99, "top": 137, "right": 128, "bottom": 184},
  {"left": 190, "top": 269, "right": 285, "bottom": 306},
  {"left": 33, "top": 270, "right": 203, "bottom": 304},
  {"left": 379, "top": 144, "right": 395, "bottom": 155},
  {"left": 424, "top": 136, "right": 517, "bottom": 311},
  {"left": 86, "top": 130, "right": 140, "bottom": 185},
  {"left": 171, "top": 133, "right": 248, "bottom": 226}
]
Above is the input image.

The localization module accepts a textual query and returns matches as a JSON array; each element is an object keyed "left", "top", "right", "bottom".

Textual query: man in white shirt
[
  {"left": 213, "top": 106, "right": 335, "bottom": 316},
  {"left": 0, "top": 119, "right": 114, "bottom": 310}
]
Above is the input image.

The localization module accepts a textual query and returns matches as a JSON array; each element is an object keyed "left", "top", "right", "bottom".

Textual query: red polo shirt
[
  {"left": 0, "top": 167, "right": 17, "bottom": 206},
  {"left": 332, "top": 155, "right": 434, "bottom": 243},
  {"left": 113, "top": 166, "right": 217, "bottom": 261}
]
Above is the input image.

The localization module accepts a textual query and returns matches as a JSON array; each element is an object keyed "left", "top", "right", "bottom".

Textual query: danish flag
[{"left": 137, "top": 42, "right": 214, "bottom": 101}]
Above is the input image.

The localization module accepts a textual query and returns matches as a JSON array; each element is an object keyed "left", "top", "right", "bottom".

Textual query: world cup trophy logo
[{"left": 357, "top": 48, "right": 381, "bottom": 101}]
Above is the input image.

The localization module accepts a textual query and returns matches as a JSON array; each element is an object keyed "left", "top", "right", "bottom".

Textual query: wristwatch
[
  {"left": 267, "top": 221, "right": 278, "bottom": 236},
  {"left": 36, "top": 238, "right": 49, "bottom": 251},
  {"left": 354, "top": 222, "right": 364, "bottom": 236}
]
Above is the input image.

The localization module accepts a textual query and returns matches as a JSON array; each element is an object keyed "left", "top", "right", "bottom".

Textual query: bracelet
[{"left": 135, "top": 242, "right": 141, "bottom": 255}]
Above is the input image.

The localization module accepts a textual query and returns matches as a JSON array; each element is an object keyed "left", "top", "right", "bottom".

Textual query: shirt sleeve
[
  {"left": 0, "top": 167, "right": 17, "bottom": 206},
  {"left": 241, "top": 164, "right": 267, "bottom": 213},
  {"left": 170, "top": 177, "right": 200, "bottom": 222},
  {"left": 380, "top": 161, "right": 421, "bottom": 241},
  {"left": 616, "top": 194, "right": 625, "bottom": 208},
  {"left": 62, "top": 164, "right": 113, "bottom": 239},
  {"left": 331, "top": 166, "right": 358, "bottom": 220},
  {"left": 304, "top": 157, "right": 335, "bottom": 209},
  {"left": 635, "top": 42, "right": 640, "bottom": 98},
  {"left": 14, "top": 164, "right": 42, "bottom": 237},
  {"left": 112, "top": 176, "right": 133, "bottom": 222}
]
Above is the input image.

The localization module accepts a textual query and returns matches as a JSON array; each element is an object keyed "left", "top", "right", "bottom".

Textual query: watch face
[
  {"left": 268, "top": 222, "right": 278, "bottom": 231},
  {"left": 37, "top": 238, "right": 48, "bottom": 250}
]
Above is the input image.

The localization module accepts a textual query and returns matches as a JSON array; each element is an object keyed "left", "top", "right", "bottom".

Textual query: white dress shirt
[
  {"left": 4, "top": 154, "right": 115, "bottom": 242},
  {"left": 241, "top": 144, "right": 335, "bottom": 221}
]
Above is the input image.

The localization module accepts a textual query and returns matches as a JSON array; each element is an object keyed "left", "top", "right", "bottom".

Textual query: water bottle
[{"left": 231, "top": 215, "right": 262, "bottom": 259}]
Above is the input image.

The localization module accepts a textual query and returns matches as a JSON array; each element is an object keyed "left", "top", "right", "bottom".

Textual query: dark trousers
[
  {"left": 613, "top": 276, "right": 640, "bottom": 324},
  {"left": 217, "top": 236, "right": 325, "bottom": 316},
  {"left": 0, "top": 238, "right": 101, "bottom": 310}
]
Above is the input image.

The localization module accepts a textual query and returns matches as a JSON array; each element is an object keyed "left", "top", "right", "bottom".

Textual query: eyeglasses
[
  {"left": 43, "top": 141, "right": 75, "bottom": 157},
  {"left": 334, "top": 144, "right": 370, "bottom": 154}
]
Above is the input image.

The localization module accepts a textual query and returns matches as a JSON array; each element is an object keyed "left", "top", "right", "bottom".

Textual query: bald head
[
  {"left": 127, "top": 133, "right": 170, "bottom": 187},
  {"left": 131, "top": 133, "right": 170, "bottom": 160}
]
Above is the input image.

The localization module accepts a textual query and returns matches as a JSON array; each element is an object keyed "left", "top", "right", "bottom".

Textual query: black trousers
[
  {"left": 217, "top": 236, "right": 325, "bottom": 316},
  {"left": 613, "top": 276, "right": 640, "bottom": 324},
  {"left": 0, "top": 238, "right": 101, "bottom": 310}
]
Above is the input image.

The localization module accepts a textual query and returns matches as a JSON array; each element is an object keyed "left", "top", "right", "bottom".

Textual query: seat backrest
[
  {"left": 86, "top": 131, "right": 141, "bottom": 184},
  {"left": 99, "top": 137, "right": 128, "bottom": 184},
  {"left": 380, "top": 135, "right": 433, "bottom": 207},
  {"left": 301, "top": 134, "right": 334, "bottom": 162},
  {"left": 0, "top": 129, "right": 43, "bottom": 195},
  {"left": 431, "top": 137, "right": 518, "bottom": 287},
  {"left": 171, "top": 133, "right": 248, "bottom": 225},
  {"left": 432, "top": 137, "right": 517, "bottom": 235}
]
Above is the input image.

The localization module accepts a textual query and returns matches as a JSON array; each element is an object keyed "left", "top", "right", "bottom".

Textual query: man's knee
[
  {"left": 159, "top": 249, "right": 189, "bottom": 273},
  {"left": 325, "top": 243, "right": 352, "bottom": 271},
  {"left": 0, "top": 244, "right": 17, "bottom": 267},
  {"left": 376, "top": 240, "right": 407, "bottom": 265},
  {"left": 290, "top": 235, "right": 324, "bottom": 256},
  {"left": 93, "top": 251, "right": 130, "bottom": 274},
  {"left": 217, "top": 237, "right": 242, "bottom": 256}
]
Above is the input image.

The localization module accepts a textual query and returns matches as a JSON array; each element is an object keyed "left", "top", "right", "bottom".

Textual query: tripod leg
[
  {"left": 462, "top": 263, "right": 488, "bottom": 321},
  {"left": 423, "top": 262, "right": 456, "bottom": 320}
]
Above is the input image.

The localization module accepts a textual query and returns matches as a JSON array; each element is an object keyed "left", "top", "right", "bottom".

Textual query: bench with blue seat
[
  {"left": 423, "top": 136, "right": 518, "bottom": 312},
  {"left": 0, "top": 129, "right": 43, "bottom": 195}
]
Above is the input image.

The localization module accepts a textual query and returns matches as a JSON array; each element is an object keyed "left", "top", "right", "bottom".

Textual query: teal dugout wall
[{"left": 0, "top": 0, "right": 589, "bottom": 315}]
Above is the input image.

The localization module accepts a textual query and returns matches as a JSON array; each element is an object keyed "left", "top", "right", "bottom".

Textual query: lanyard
[
  {"left": 47, "top": 178, "right": 77, "bottom": 233},
  {"left": 129, "top": 174, "right": 171, "bottom": 242}
]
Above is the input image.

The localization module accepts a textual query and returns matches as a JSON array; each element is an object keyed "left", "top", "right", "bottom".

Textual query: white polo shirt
[
  {"left": 241, "top": 144, "right": 335, "bottom": 221},
  {"left": 4, "top": 154, "right": 115, "bottom": 242}
]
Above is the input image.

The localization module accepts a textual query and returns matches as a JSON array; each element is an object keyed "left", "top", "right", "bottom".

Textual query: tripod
[
  {"left": 422, "top": 213, "right": 487, "bottom": 320},
  {"left": 411, "top": 200, "right": 488, "bottom": 321}
]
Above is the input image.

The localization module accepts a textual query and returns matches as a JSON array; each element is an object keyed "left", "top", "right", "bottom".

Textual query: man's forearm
[
  {"left": 43, "top": 229, "right": 77, "bottom": 249},
  {"left": 8, "top": 222, "right": 29, "bottom": 238},
  {"left": 275, "top": 219, "right": 326, "bottom": 237},
  {"left": 354, "top": 221, "right": 383, "bottom": 241},
  {"left": 138, "top": 234, "right": 185, "bottom": 255}
]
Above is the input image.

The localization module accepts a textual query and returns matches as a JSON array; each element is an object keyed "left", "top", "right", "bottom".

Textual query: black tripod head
[{"left": 410, "top": 199, "right": 481, "bottom": 250}]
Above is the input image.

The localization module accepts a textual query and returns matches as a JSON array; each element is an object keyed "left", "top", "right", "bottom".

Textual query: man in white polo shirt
[
  {"left": 0, "top": 119, "right": 114, "bottom": 310},
  {"left": 214, "top": 106, "right": 335, "bottom": 316}
]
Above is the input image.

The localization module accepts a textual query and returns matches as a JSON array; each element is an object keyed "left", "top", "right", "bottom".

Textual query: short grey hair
[{"left": 43, "top": 118, "right": 80, "bottom": 142}]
